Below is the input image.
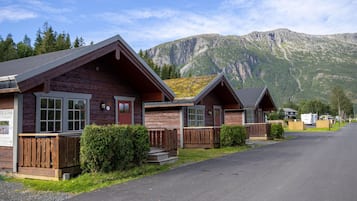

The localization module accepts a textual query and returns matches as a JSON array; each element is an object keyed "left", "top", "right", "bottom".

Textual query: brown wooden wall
[
  {"left": 145, "top": 108, "right": 181, "bottom": 145},
  {"left": 22, "top": 61, "right": 145, "bottom": 132},
  {"left": 0, "top": 146, "right": 12, "bottom": 170},
  {"left": 200, "top": 92, "right": 223, "bottom": 126},
  {"left": 0, "top": 95, "right": 14, "bottom": 109},
  {"left": 224, "top": 110, "right": 244, "bottom": 125}
]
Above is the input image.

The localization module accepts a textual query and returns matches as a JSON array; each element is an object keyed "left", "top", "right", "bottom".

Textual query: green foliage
[
  {"left": 330, "top": 86, "right": 353, "bottom": 117},
  {"left": 270, "top": 124, "right": 284, "bottom": 139},
  {"left": 0, "top": 22, "right": 84, "bottom": 62},
  {"left": 298, "top": 99, "right": 330, "bottom": 115},
  {"left": 220, "top": 125, "right": 247, "bottom": 147},
  {"left": 80, "top": 124, "right": 149, "bottom": 173},
  {"left": 139, "top": 49, "right": 180, "bottom": 79},
  {"left": 268, "top": 108, "right": 285, "bottom": 120},
  {"left": 130, "top": 125, "right": 150, "bottom": 166}
]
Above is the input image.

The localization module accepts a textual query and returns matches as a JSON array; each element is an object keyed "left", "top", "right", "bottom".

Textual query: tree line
[
  {"left": 138, "top": 50, "right": 180, "bottom": 79},
  {"left": 269, "top": 86, "right": 354, "bottom": 120},
  {"left": 0, "top": 22, "right": 86, "bottom": 62}
]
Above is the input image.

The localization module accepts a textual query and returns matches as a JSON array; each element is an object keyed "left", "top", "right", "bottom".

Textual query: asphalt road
[{"left": 68, "top": 123, "right": 357, "bottom": 201}]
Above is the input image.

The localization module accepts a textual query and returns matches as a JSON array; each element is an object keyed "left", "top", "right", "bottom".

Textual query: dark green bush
[
  {"left": 130, "top": 125, "right": 150, "bottom": 166},
  {"left": 80, "top": 124, "right": 149, "bottom": 173},
  {"left": 270, "top": 124, "right": 284, "bottom": 139},
  {"left": 220, "top": 125, "right": 247, "bottom": 147}
]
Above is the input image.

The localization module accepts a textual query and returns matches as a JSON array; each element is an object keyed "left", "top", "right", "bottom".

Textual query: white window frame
[
  {"left": 187, "top": 105, "right": 205, "bottom": 127},
  {"left": 245, "top": 108, "right": 255, "bottom": 123},
  {"left": 35, "top": 91, "right": 92, "bottom": 133}
]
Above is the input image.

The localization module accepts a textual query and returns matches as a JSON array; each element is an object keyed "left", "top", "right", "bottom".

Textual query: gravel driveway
[{"left": 0, "top": 179, "right": 73, "bottom": 201}]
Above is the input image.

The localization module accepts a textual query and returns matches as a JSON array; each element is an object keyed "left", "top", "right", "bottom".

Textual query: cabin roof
[
  {"left": 0, "top": 35, "right": 175, "bottom": 100},
  {"left": 236, "top": 87, "right": 276, "bottom": 110}
]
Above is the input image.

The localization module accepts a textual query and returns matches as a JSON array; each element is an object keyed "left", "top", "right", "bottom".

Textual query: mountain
[{"left": 144, "top": 29, "right": 357, "bottom": 106}]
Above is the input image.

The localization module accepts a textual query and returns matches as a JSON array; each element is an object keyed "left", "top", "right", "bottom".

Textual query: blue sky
[{"left": 0, "top": 0, "right": 356, "bottom": 51}]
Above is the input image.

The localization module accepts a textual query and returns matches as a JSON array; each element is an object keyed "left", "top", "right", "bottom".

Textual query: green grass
[
  {"left": 4, "top": 146, "right": 249, "bottom": 194},
  {"left": 285, "top": 122, "right": 347, "bottom": 132}
]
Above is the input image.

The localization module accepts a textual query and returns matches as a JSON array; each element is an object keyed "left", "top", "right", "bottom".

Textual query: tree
[
  {"left": 0, "top": 34, "right": 18, "bottom": 61},
  {"left": 138, "top": 50, "right": 180, "bottom": 79},
  {"left": 56, "top": 33, "right": 71, "bottom": 50},
  {"left": 73, "top": 36, "right": 85, "bottom": 48},
  {"left": 17, "top": 35, "right": 33, "bottom": 58},
  {"left": 298, "top": 99, "right": 330, "bottom": 115},
  {"left": 330, "top": 86, "right": 353, "bottom": 119}
]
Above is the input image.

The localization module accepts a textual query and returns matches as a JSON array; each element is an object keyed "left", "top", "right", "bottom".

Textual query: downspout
[{"left": 179, "top": 108, "right": 184, "bottom": 148}]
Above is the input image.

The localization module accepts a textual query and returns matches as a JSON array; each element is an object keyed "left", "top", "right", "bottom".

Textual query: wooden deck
[
  {"left": 18, "top": 133, "right": 81, "bottom": 180},
  {"left": 148, "top": 128, "right": 177, "bottom": 156},
  {"left": 245, "top": 123, "right": 272, "bottom": 140},
  {"left": 183, "top": 127, "right": 220, "bottom": 148}
]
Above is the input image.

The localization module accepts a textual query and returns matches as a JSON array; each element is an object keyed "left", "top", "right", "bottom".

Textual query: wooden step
[
  {"left": 147, "top": 156, "right": 178, "bottom": 165},
  {"left": 147, "top": 152, "right": 169, "bottom": 161}
]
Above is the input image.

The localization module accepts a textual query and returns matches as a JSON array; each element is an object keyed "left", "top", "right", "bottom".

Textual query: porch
[
  {"left": 183, "top": 127, "right": 220, "bottom": 149},
  {"left": 245, "top": 123, "right": 272, "bottom": 140},
  {"left": 17, "top": 133, "right": 81, "bottom": 180}
]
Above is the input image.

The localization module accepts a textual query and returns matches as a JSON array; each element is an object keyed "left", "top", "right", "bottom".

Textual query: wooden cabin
[
  {"left": 145, "top": 74, "right": 243, "bottom": 148},
  {"left": 236, "top": 87, "right": 276, "bottom": 139},
  {"left": 0, "top": 35, "right": 174, "bottom": 179}
]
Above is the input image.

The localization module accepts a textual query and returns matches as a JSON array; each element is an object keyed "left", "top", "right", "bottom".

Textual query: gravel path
[{"left": 0, "top": 179, "right": 73, "bottom": 201}]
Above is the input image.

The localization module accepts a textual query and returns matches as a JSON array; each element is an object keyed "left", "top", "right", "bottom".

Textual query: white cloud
[{"left": 0, "top": 6, "right": 37, "bottom": 22}]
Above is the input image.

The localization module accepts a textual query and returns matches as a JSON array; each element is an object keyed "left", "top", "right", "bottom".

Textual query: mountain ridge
[{"left": 144, "top": 29, "right": 357, "bottom": 106}]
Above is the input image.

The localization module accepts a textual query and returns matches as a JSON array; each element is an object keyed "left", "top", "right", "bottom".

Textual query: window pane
[
  {"left": 40, "top": 110, "right": 47, "bottom": 120},
  {"left": 55, "top": 99, "right": 61, "bottom": 109},
  {"left": 48, "top": 121, "right": 54, "bottom": 131},
  {"left": 68, "top": 121, "right": 73, "bottom": 130},
  {"left": 75, "top": 111, "right": 79, "bottom": 120},
  {"left": 68, "top": 100, "right": 73, "bottom": 109},
  {"left": 68, "top": 111, "right": 73, "bottom": 119},
  {"left": 81, "top": 121, "right": 85, "bottom": 129},
  {"left": 48, "top": 110, "right": 54, "bottom": 120},
  {"left": 48, "top": 99, "right": 54, "bottom": 108},
  {"left": 119, "top": 103, "right": 124, "bottom": 112},
  {"left": 75, "top": 122, "right": 79, "bottom": 130},
  {"left": 40, "top": 122, "right": 46, "bottom": 132},
  {"left": 40, "top": 98, "right": 47, "bottom": 108},
  {"left": 55, "top": 122, "right": 61, "bottom": 132},
  {"left": 80, "top": 111, "right": 85, "bottom": 119},
  {"left": 55, "top": 111, "right": 61, "bottom": 120}
]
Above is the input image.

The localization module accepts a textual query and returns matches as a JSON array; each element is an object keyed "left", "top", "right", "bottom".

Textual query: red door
[{"left": 118, "top": 100, "right": 132, "bottom": 125}]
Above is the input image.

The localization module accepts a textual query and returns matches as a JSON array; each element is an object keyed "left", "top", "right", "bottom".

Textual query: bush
[
  {"left": 130, "top": 125, "right": 150, "bottom": 166},
  {"left": 80, "top": 124, "right": 149, "bottom": 173},
  {"left": 220, "top": 125, "right": 247, "bottom": 147},
  {"left": 271, "top": 124, "right": 284, "bottom": 139}
]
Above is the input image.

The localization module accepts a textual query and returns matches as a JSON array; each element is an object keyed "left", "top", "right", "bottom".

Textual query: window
[
  {"left": 187, "top": 106, "right": 205, "bottom": 127},
  {"left": 245, "top": 109, "right": 255, "bottom": 123},
  {"left": 68, "top": 99, "right": 86, "bottom": 131},
  {"left": 40, "top": 97, "right": 62, "bottom": 132},
  {"left": 35, "top": 91, "right": 91, "bottom": 133},
  {"left": 119, "top": 102, "right": 130, "bottom": 113}
]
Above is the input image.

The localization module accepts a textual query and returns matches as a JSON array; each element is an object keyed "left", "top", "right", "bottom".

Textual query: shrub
[
  {"left": 80, "top": 124, "right": 149, "bottom": 173},
  {"left": 270, "top": 123, "right": 284, "bottom": 139},
  {"left": 220, "top": 125, "right": 247, "bottom": 147},
  {"left": 130, "top": 125, "right": 150, "bottom": 166}
]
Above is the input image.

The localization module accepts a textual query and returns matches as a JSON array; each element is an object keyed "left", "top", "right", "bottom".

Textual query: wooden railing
[
  {"left": 245, "top": 123, "right": 271, "bottom": 139},
  {"left": 18, "top": 133, "right": 81, "bottom": 179},
  {"left": 148, "top": 128, "right": 177, "bottom": 156},
  {"left": 183, "top": 127, "right": 220, "bottom": 148}
]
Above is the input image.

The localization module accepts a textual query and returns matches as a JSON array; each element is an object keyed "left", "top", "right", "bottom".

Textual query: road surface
[{"left": 68, "top": 123, "right": 357, "bottom": 201}]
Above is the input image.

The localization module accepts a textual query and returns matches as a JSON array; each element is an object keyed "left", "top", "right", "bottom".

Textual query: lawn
[{"left": 5, "top": 146, "right": 249, "bottom": 194}]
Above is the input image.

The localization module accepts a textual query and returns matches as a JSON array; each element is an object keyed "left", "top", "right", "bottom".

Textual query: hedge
[
  {"left": 80, "top": 124, "right": 150, "bottom": 173},
  {"left": 270, "top": 123, "right": 284, "bottom": 139},
  {"left": 220, "top": 125, "right": 247, "bottom": 147}
]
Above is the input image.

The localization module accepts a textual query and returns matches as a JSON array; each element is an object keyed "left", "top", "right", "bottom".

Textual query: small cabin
[
  {"left": 145, "top": 74, "right": 243, "bottom": 148},
  {"left": 0, "top": 35, "right": 174, "bottom": 179}
]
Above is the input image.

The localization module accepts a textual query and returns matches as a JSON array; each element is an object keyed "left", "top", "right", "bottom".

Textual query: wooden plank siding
[
  {"left": 0, "top": 95, "right": 14, "bottom": 109},
  {"left": 145, "top": 108, "right": 181, "bottom": 146},
  {"left": 224, "top": 110, "right": 244, "bottom": 125},
  {"left": 183, "top": 127, "right": 220, "bottom": 148},
  {"left": 245, "top": 123, "right": 272, "bottom": 140},
  {"left": 18, "top": 133, "right": 80, "bottom": 179}
]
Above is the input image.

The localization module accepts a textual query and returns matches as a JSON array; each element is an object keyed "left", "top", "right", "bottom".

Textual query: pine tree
[
  {"left": 17, "top": 35, "right": 33, "bottom": 58},
  {"left": 0, "top": 34, "right": 18, "bottom": 61},
  {"left": 73, "top": 36, "right": 85, "bottom": 48}
]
